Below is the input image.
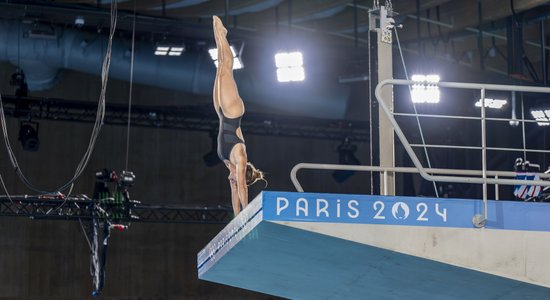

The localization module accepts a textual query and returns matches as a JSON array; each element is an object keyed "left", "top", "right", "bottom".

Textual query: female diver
[{"left": 212, "top": 16, "right": 265, "bottom": 216}]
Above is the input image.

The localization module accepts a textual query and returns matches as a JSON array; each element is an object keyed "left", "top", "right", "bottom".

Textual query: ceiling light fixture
[
  {"left": 155, "top": 45, "right": 185, "bottom": 56},
  {"left": 275, "top": 51, "right": 305, "bottom": 82},
  {"left": 475, "top": 98, "right": 507, "bottom": 109},
  {"left": 530, "top": 109, "right": 550, "bottom": 126},
  {"left": 410, "top": 74, "right": 440, "bottom": 104}
]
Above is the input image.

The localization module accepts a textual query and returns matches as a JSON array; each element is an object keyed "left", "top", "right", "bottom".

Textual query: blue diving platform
[{"left": 197, "top": 191, "right": 550, "bottom": 299}]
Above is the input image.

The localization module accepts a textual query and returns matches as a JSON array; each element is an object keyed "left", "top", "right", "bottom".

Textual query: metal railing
[
  {"left": 290, "top": 80, "right": 550, "bottom": 228},
  {"left": 290, "top": 163, "right": 550, "bottom": 196}
]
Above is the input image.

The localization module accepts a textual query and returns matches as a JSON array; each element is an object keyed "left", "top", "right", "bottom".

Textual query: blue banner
[{"left": 261, "top": 191, "right": 550, "bottom": 231}]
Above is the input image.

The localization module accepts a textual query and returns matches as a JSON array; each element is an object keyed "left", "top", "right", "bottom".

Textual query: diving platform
[{"left": 197, "top": 191, "right": 550, "bottom": 299}]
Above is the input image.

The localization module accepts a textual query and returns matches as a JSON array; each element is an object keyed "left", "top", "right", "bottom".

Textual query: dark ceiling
[{"left": 2, "top": 0, "right": 550, "bottom": 81}]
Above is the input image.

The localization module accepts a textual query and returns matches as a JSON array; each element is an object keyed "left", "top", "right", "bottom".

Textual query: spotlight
[
  {"left": 203, "top": 133, "right": 222, "bottom": 167},
  {"left": 208, "top": 45, "right": 244, "bottom": 70},
  {"left": 410, "top": 74, "right": 440, "bottom": 103},
  {"left": 74, "top": 16, "right": 85, "bottom": 28},
  {"left": 10, "top": 69, "right": 28, "bottom": 98},
  {"left": 530, "top": 109, "right": 550, "bottom": 126},
  {"left": 19, "top": 121, "right": 40, "bottom": 152},
  {"left": 332, "top": 138, "right": 360, "bottom": 183},
  {"left": 475, "top": 98, "right": 507, "bottom": 109},
  {"left": 275, "top": 51, "right": 305, "bottom": 82}
]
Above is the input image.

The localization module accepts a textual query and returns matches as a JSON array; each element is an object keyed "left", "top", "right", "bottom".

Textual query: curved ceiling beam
[
  {"left": 290, "top": 5, "right": 348, "bottom": 24},
  {"left": 148, "top": 0, "right": 211, "bottom": 11},
  {"left": 158, "top": 0, "right": 283, "bottom": 18},
  {"left": 397, "top": 0, "right": 550, "bottom": 42},
  {"left": 234, "top": 0, "right": 353, "bottom": 30},
  {"left": 301, "top": 0, "right": 451, "bottom": 35}
]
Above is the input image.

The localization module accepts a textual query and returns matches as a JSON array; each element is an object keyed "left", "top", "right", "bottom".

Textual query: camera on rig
[
  {"left": 119, "top": 171, "right": 135, "bottom": 187},
  {"left": 95, "top": 168, "right": 117, "bottom": 183},
  {"left": 92, "top": 169, "right": 138, "bottom": 223}
]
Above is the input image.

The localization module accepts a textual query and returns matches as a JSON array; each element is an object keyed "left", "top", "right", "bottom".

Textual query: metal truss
[
  {"left": 0, "top": 196, "right": 231, "bottom": 224},
  {"left": 0, "top": 95, "right": 369, "bottom": 142},
  {"left": 0, "top": 171, "right": 232, "bottom": 295}
]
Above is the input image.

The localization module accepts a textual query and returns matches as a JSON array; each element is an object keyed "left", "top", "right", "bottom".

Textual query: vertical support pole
[
  {"left": 368, "top": 11, "right": 379, "bottom": 195},
  {"left": 541, "top": 20, "right": 547, "bottom": 86},
  {"left": 162, "top": 0, "right": 166, "bottom": 17},
  {"left": 383, "top": 170, "right": 388, "bottom": 196},
  {"left": 521, "top": 94, "right": 527, "bottom": 161},
  {"left": 477, "top": 1, "right": 485, "bottom": 70},
  {"left": 481, "top": 89, "right": 488, "bottom": 222},
  {"left": 494, "top": 175, "right": 499, "bottom": 200},
  {"left": 369, "top": 6, "right": 395, "bottom": 196},
  {"left": 474, "top": 89, "right": 488, "bottom": 228}
]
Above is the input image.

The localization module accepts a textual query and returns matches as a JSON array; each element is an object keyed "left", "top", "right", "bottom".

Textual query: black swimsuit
[{"left": 217, "top": 110, "right": 244, "bottom": 161}]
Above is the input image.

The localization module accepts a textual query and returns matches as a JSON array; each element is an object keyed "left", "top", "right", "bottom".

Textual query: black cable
[
  {"left": 125, "top": 2, "right": 136, "bottom": 171},
  {"left": 0, "top": 1, "right": 118, "bottom": 194},
  {"left": 0, "top": 171, "right": 12, "bottom": 203}
]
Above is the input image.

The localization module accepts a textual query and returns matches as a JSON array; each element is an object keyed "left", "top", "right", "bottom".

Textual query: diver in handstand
[{"left": 212, "top": 16, "right": 265, "bottom": 216}]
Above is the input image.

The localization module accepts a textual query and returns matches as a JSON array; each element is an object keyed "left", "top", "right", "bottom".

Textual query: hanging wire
[
  {"left": 0, "top": 172, "right": 13, "bottom": 203},
  {"left": 0, "top": 1, "right": 118, "bottom": 195},
  {"left": 79, "top": 218, "right": 93, "bottom": 251},
  {"left": 0, "top": 21, "right": 23, "bottom": 203},
  {"left": 125, "top": 3, "right": 137, "bottom": 171},
  {"left": 394, "top": 26, "right": 440, "bottom": 197},
  {"left": 17, "top": 21, "right": 20, "bottom": 69}
]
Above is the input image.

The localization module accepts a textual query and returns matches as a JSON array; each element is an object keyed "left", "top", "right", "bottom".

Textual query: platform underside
[{"left": 198, "top": 191, "right": 550, "bottom": 299}]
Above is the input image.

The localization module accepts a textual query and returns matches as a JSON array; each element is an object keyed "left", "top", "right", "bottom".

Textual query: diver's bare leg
[{"left": 213, "top": 16, "right": 244, "bottom": 119}]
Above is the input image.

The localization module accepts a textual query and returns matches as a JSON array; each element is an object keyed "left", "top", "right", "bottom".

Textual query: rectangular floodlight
[
  {"left": 275, "top": 51, "right": 304, "bottom": 82},
  {"left": 411, "top": 85, "right": 440, "bottom": 103},
  {"left": 475, "top": 98, "right": 507, "bottom": 109},
  {"left": 411, "top": 74, "right": 440, "bottom": 83},
  {"left": 155, "top": 45, "right": 185, "bottom": 56},
  {"left": 275, "top": 52, "right": 303, "bottom": 68},
  {"left": 530, "top": 109, "right": 550, "bottom": 126},
  {"left": 276, "top": 67, "right": 305, "bottom": 83},
  {"left": 410, "top": 74, "right": 440, "bottom": 103}
]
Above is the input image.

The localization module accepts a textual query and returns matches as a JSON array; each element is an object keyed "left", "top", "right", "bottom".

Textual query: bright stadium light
[
  {"left": 475, "top": 98, "right": 507, "bottom": 109},
  {"left": 410, "top": 74, "right": 440, "bottom": 103},
  {"left": 275, "top": 51, "right": 305, "bottom": 82},
  {"left": 155, "top": 46, "right": 169, "bottom": 56},
  {"left": 168, "top": 47, "right": 184, "bottom": 56},
  {"left": 155, "top": 45, "right": 185, "bottom": 56},
  {"left": 208, "top": 46, "right": 243, "bottom": 70},
  {"left": 275, "top": 52, "right": 302, "bottom": 68},
  {"left": 530, "top": 109, "right": 550, "bottom": 126}
]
